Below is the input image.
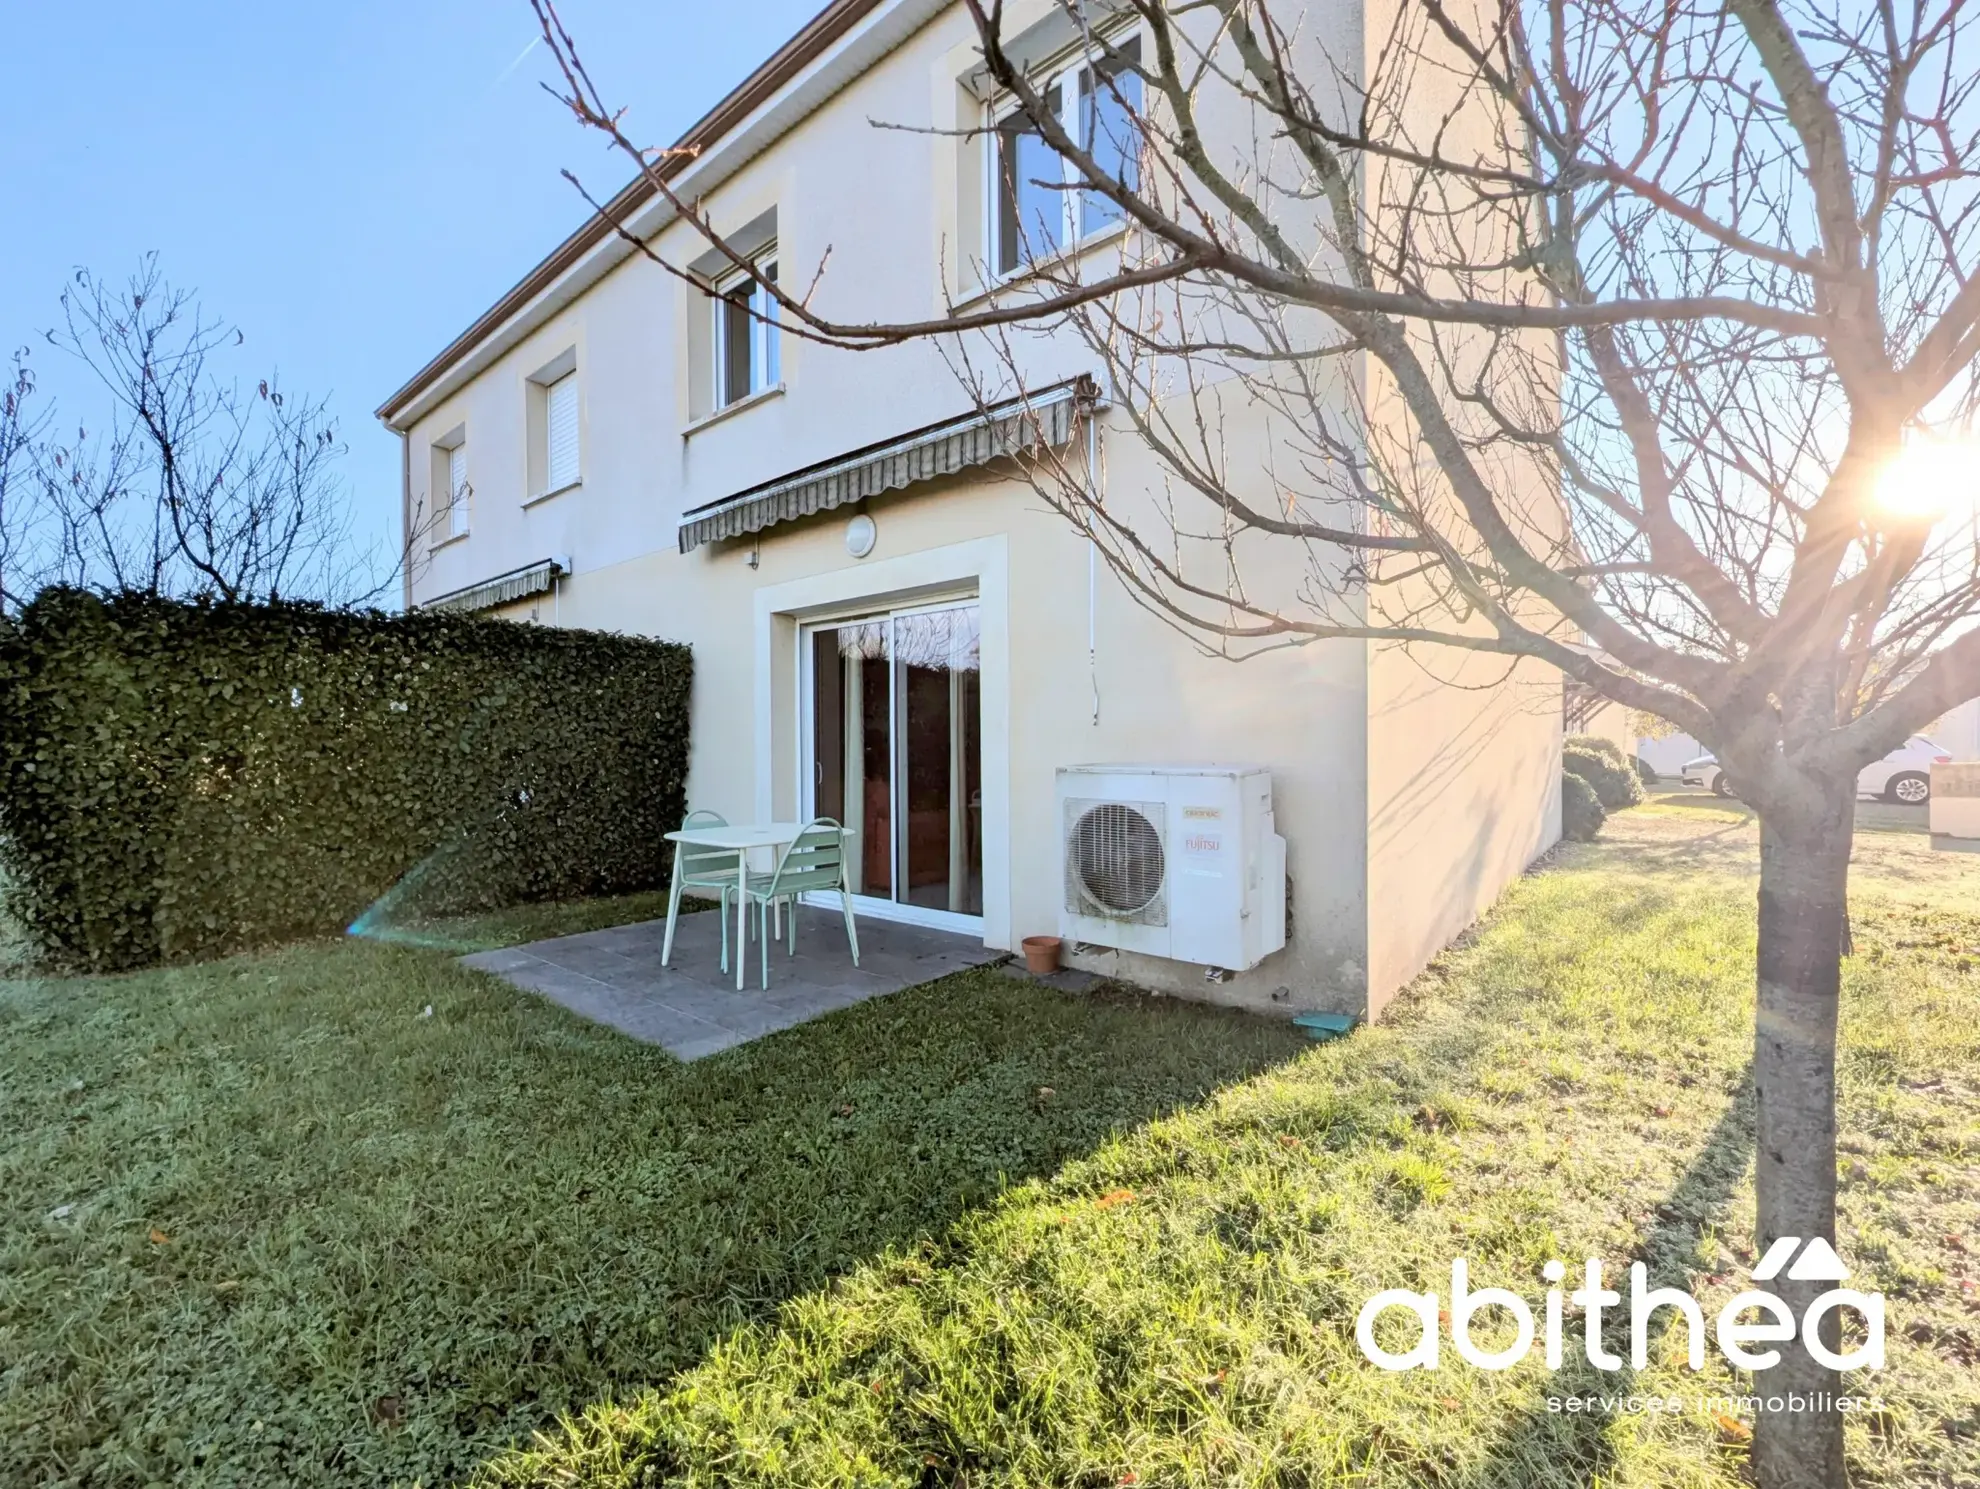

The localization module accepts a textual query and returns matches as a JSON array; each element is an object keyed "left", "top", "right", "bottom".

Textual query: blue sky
[{"left": 0, "top": 0, "right": 824, "bottom": 573}]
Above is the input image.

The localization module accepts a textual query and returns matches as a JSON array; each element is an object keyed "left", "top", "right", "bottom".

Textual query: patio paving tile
[
  {"left": 464, "top": 956, "right": 735, "bottom": 1049},
  {"left": 668, "top": 1031, "right": 752, "bottom": 1061},
  {"left": 536, "top": 942, "right": 640, "bottom": 980},
  {"left": 462, "top": 946, "right": 546, "bottom": 975},
  {"left": 460, "top": 904, "right": 1000, "bottom": 1058}
]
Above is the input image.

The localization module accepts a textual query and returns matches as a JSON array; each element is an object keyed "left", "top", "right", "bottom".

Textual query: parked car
[{"left": 1681, "top": 736, "right": 1953, "bottom": 803}]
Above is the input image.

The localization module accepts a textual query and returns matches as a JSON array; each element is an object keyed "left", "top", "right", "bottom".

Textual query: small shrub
[
  {"left": 1566, "top": 733, "right": 1628, "bottom": 768},
  {"left": 1635, "top": 756, "right": 1659, "bottom": 785},
  {"left": 1562, "top": 770, "right": 1606, "bottom": 841},
  {"left": 1564, "top": 744, "right": 1646, "bottom": 811}
]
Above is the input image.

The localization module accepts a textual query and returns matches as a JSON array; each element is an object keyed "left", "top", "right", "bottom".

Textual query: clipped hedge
[
  {"left": 1565, "top": 733, "right": 1629, "bottom": 767},
  {"left": 1561, "top": 770, "right": 1606, "bottom": 842},
  {"left": 0, "top": 590, "right": 691, "bottom": 970},
  {"left": 1564, "top": 742, "right": 1646, "bottom": 812}
]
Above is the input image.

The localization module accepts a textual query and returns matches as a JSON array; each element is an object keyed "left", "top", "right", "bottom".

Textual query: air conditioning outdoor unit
[{"left": 1057, "top": 765, "right": 1287, "bottom": 972}]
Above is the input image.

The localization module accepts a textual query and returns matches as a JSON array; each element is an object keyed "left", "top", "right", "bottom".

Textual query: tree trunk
[{"left": 1751, "top": 784, "right": 1854, "bottom": 1489}]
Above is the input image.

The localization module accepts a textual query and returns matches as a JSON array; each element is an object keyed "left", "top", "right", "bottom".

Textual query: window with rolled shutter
[
  {"left": 448, "top": 443, "right": 469, "bottom": 535},
  {"left": 546, "top": 373, "right": 579, "bottom": 491}
]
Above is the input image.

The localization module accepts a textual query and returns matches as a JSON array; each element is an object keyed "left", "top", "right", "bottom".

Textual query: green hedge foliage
[
  {"left": 0, "top": 590, "right": 692, "bottom": 971},
  {"left": 1561, "top": 770, "right": 1606, "bottom": 842},
  {"left": 1563, "top": 742, "right": 1646, "bottom": 811},
  {"left": 1567, "top": 732, "right": 1659, "bottom": 786},
  {"left": 1565, "top": 733, "right": 1628, "bottom": 767}
]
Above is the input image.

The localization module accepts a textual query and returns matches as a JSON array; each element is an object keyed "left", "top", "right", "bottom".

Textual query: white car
[{"left": 1681, "top": 736, "right": 1953, "bottom": 804}]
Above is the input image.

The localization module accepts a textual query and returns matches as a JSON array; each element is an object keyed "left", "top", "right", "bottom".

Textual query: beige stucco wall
[
  {"left": 1350, "top": 0, "right": 1566, "bottom": 1012},
  {"left": 1573, "top": 696, "right": 1636, "bottom": 756},
  {"left": 1365, "top": 646, "right": 1562, "bottom": 1016}
]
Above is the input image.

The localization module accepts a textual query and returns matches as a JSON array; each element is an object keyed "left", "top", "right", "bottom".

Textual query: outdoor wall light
[{"left": 845, "top": 513, "right": 877, "bottom": 559}]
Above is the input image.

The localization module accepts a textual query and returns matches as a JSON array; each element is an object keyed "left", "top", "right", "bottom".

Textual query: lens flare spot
[{"left": 1876, "top": 436, "right": 1979, "bottom": 520}]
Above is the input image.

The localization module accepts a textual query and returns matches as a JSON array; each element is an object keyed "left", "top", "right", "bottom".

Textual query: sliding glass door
[{"left": 804, "top": 600, "right": 983, "bottom": 926}]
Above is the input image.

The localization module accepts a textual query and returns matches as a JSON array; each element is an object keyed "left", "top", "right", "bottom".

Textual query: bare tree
[
  {"left": 533, "top": 0, "right": 1980, "bottom": 1480},
  {"left": 4, "top": 257, "right": 398, "bottom": 611},
  {"left": 0, "top": 348, "right": 51, "bottom": 613}
]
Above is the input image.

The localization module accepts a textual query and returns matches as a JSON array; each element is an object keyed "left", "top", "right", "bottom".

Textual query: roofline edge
[{"left": 375, "top": 0, "right": 887, "bottom": 429}]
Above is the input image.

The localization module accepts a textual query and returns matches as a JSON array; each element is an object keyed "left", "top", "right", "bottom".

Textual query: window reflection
[{"left": 809, "top": 606, "right": 982, "bottom": 916}]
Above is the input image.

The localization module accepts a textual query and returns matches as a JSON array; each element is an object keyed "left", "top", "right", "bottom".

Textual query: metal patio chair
[
  {"left": 661, "top": 809, "right": 741, "bottom": 971},
  {"left": 738, "top": 817, "right": 859, "bottom": 989}
]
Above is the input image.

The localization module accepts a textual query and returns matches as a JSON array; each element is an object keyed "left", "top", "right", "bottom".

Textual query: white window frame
[
  {"left": 448, "top": 443, "right": 470, "bottom": 537},
  {"left": 434, "top": 435, "right": 469, "bottom": 540},
  {"left": 544, "top": 370, "right": 580, "bottom": 494},
  {"left": 985, "top": 31, "right": 1143, "bottom": 282},
  {"left": 796, "top": 595, "right": 987, "bottom": 937},
  {"left": 711, "top": 251, "right": 781, "bottom": 410}
]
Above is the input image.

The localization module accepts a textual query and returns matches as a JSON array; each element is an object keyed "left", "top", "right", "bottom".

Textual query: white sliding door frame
[
  {"left": 752, "top": 536, "right": 1011, "bottom": 949},
  {"left": 797, "top": 596, "right": 984, "bottom": 937}
]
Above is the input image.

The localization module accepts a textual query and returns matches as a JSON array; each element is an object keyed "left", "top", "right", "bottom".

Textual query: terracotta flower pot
[{"left": 1021, "top": 935, "right": 1062, "bottom": 975}]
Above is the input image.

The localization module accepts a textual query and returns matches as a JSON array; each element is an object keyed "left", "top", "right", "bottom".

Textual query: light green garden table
[{"left": 662, "top": 822, "right": 805, "bottom": 990}]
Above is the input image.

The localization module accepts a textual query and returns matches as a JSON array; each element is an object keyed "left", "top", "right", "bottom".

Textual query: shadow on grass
[
  {"left": 1580, "top": 812, "right": 1762, "bottom": 880},
  {"left": 1645, "top": 789, "right": 1749, "bottom": 810},
  {"left": 12, "top": 825, "right": 1800, "bottom": 1488},
  {"left": 1851, "top": 801, "right": 1930, "bottom": 836},
  {"left": 1460, "top": 1074, "right": 1757, "bottom": 1487},
  {"left": 0, "top": 948, "right": 1308, "bottom": 1488},
  {"left": 458, "top": 846, "right": 1774, "bottom": 1488}
]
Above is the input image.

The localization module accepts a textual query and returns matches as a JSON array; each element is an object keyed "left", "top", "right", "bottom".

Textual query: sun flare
[{"left": 1876, "top": 436, "right": 1980, "bottom": 520}]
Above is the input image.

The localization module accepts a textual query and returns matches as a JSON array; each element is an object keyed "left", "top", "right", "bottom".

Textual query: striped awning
[
  {"left": 420, "top": 556, "right": 567, "bottom": 614},
  {"left": 677, "top": 376, "right": 1098, "bottom": 553}
]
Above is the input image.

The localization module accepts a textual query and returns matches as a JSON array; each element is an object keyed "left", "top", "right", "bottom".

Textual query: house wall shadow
[
  {"left": 1454, "top": 1072, "right": 1757, "bottom": 1487},
  {"left": 458, "top": 872, "right": 1754, "bottom": 1489},
  {"left": 395, "top": 964, "right": 1312, "bottom": 1485}
]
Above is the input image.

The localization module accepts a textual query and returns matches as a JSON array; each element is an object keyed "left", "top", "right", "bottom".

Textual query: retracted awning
[
  {"left": 419, "top": 556, "right": 568, "bottom": 614},
  {"left": 677, "top": 375, "right": 1098, "bottom": 554}
]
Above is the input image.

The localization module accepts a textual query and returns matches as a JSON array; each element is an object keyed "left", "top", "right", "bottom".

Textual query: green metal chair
[
  {"left": 739, "top": 817, "right": 859, "bottom": 989},
  {"left": 662, "top": 810, "right": 740, "bottom": 971}
]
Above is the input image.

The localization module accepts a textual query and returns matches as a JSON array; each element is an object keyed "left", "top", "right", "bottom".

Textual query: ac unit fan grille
[{"left": 1065, "top": 799, "right": 1167, "bottom": 925}]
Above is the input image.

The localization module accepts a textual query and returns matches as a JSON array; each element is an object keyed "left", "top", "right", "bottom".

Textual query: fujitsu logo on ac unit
[{"left": 1356, "top": 1236, "right": 1884, "bottom": 1373}]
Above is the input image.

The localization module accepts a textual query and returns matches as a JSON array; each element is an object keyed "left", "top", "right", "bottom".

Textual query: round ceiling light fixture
[{"left": 845, "top": 512, "right": 877, "bottom": 559}]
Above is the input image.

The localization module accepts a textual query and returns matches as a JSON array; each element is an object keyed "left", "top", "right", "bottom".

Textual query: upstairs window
[
  {"left": 992, "top": 35, "right": 1143, "bottom": 277},
  {"left": 996, "top": 81, "right": 1065, "bottom": 272},
  {"left": 714, "top": 253, "right": 780, "bottom": 409},
  {"left": 524, "top": 349, "right": 580, "bottom": 500},
  {"left": 429, "top": 430, "right": 468, "bottom": 542},
  {"left": 545, "top": 371, "right": 579, "bottom": 492},
  {"left": 1078, "top": 38, "right": 1143, "bottom": 236},
  {"left": 447, "top": 441, "right": 470, "bottom": 537}
]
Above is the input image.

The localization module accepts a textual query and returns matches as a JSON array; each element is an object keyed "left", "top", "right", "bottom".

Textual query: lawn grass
[
  {"left": 2, "top": 812, "right": 1975, "bottom": 1487},
  {"left": 475, "top": 810, "right": 1978, "bottom": 1489},
  {"left": 0, "top": 905, "right": 1300, "bottom": 1487}
]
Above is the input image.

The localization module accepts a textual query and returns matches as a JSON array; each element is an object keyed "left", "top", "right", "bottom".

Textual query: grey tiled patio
[{"left": 460, "top": 903, "right": 999, "bottom": 1059}]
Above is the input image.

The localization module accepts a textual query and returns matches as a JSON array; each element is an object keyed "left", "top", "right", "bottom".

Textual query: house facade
[{"left": 376, "top": 0, "right": 1563, "bottom": 1019}]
